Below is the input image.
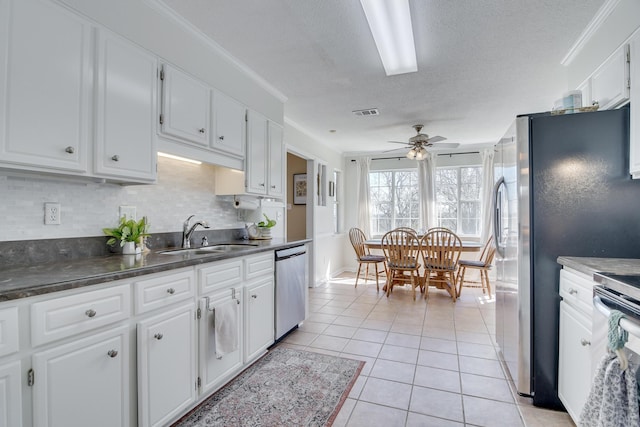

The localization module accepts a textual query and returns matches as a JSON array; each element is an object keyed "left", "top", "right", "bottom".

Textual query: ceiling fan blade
[
  {"left": 430, "top": 142, "right": 460, "bottom": 149},
  {"left": 387, "top": 141, "right": 411, "bottom": 145},
  {"left": 426, "top": 135, "right": 447, "bottom": 143}
]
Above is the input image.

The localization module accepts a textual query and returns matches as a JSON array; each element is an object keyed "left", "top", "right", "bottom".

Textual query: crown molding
[
  {"left": 561, "top": 0, "right": 621, "bottom": 66},
  {"left": 144, "top": 0, "right": 288, "bottom": 102}
]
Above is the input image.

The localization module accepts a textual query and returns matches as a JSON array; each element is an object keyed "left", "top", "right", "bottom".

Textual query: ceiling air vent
[{"left": 352, "top": 108, "right": 379, "bottom": 117}]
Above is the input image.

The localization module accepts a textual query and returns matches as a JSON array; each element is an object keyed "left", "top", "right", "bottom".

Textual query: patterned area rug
[{"left": 173, "top": 346, "right": 364, "bottom": 427}]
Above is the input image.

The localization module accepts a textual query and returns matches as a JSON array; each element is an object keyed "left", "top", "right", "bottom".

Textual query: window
[
  {"left": 435, "top": 166, "right": 482, "bottom": 236},
  {"left": 369, "top": 170, "right": 419, "bottom": 236}
]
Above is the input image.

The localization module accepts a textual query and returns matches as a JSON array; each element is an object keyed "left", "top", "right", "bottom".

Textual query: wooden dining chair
[
  {"left": 348, "top": 228, "right": 386, "bottom": 291},
  {"left": 393, "top": 227, "right": 418, "bottom": 235},
  {"left": 381, "top": 229, "right": 422, "bottom": 300},
  {"left": 456, "top": 236, "right": 496, "bottom": 298},
  {"left": 420, "top": 229, "right": 462, "bottom": 301}
]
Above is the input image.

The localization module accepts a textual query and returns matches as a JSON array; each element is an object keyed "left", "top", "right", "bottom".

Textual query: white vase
[{"left": 122, "top": 241, "right": 136, "bottom": 255}]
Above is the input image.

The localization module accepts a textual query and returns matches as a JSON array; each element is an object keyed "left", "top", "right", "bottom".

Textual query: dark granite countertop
[
  {"left": 0, "top": 239, "right": 311, "bottom": 302},
  {"left": 557, "top": 256, "right": 640, "bottom": 277}
]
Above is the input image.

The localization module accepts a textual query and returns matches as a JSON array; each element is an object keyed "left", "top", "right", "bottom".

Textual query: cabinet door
[
  {"left": 0, "top": 361, "right": 22, "bottom": 427},
  {"left": 246, "top": 111, "right": 268, "bottom": 194},
  {"left": 558, "top": 301, "right": 592, "bottom": 423},
  {"left": 32, "top": 326, "right": 130, "bottom": 427},
  {"left": 245, "top": 277, "right": 274, "bottom": 363},
  {"left": 591, "top": 45, "right": 630, "bottom": 110},
  {"left": 160, "top": 65, "right": 209, "bottom": 146},
  {"left": 268, "top": 122, "right": 285, "bottom": 198},
  {"left": 630, "top": 31, "right": 640, "bottom": 179},
  {"left": 137, "top": 303, "right": 196, "bottom": 427},
  {"left": 198, "top": 287, "right": 243, "bottom": 395},
  {"left": 212, "top": 90, "right": 245, "bottom": 158},
  {"left": 95, "top": 30, "right": 157, "bottom": 182},
  {"left": 0, "top": 0, "right": 90, "bottom": 172}
]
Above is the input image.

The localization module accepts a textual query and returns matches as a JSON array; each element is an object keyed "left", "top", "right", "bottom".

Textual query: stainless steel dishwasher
[{"left": 274, "top": 245, "right": 307, "bottom": 340}]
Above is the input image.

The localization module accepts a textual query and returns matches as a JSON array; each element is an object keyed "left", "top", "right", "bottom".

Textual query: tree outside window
[
  {"left": 369, "top": 170, "right": 419, "bottom": 236},
  {"left": 436, "top": 166, "right": 482, "bottom": 236}
]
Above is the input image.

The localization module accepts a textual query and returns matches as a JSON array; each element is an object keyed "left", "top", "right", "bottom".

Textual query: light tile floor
[{"left": 280, "top": 272, "right": 575, "bottom": 427}]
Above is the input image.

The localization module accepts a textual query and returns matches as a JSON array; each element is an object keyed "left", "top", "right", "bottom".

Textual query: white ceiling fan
[{"left": 387, "top": 124, "right": 459, "bottom": 160}]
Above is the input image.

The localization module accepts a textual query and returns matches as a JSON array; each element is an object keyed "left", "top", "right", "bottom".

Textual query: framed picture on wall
[{"left": 293, "top": 174, "right": 307, "bottom": 205}]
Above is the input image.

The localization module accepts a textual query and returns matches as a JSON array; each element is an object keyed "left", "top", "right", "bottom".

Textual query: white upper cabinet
[
  {"left": 268, "top": 122, "right": 284, "bottom": 198},
  {"left": 591, "top": 45, "right": 630, "bottom": 110},
  {"left": 245, "top": 111, "right": 284, "bottom": 198},
  {"left": 160, "top": 65, "right": 210, "bottom": 147},
  {"left": 0, "top": 0, "right": 91, "bottom": 173},
  {"left": 630, "top": 30, "right": 640, "bottom": 179},
  {"left": 211, "top": 90, "right": 245, "bottom": 158},
  {"left": 94, "top": 30, "right": 158, "bottom": 182},
  {"left": 246, "top": 111, "right": 269, "bottom": 195}
]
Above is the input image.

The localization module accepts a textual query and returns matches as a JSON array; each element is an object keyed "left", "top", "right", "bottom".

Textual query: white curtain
[
  {"left": 480, "top": 148, "right": 495, "bottom": 244},
  {"left": 355, "top": 157, "right": 372, "bottom": 237},
  {"left": 418, "top": 152, "right": 437, "bottom": 232}
]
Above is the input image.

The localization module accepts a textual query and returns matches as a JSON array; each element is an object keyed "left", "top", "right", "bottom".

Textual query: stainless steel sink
[{"left": 158, "top": 244, "right": 258, "bottom": 256}]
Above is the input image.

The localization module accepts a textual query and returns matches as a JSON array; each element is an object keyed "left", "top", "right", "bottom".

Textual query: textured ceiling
[{"left": 161, "top": 0, "right": 605, "bottom": 155}]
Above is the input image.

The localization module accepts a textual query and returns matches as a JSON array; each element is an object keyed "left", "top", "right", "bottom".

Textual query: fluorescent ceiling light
[
  {"left": 360, "top": 0, "right": 417, "bottom": 76},
  {"left": 157, "top": 152, "right": 202, "bottom": 165}
]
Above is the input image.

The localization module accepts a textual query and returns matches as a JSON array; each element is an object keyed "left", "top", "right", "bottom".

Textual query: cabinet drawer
[
  {"left": 0, "top": 306, "right": 19, "bottom": 357},
  {"left": 134, "top": 268, "right": 194, "bottom": 314},
  {"left": 244, "top": 252, "right": 274, "bottom": 280},
  {"left": 559, "top": 269, "right": 594, "bottom": 317},
  {"left": 198, "top": 259, "right": 242, "bottom": 294},
  {"left": 31, "top": 283, "right": 131, "bottom": 346}
]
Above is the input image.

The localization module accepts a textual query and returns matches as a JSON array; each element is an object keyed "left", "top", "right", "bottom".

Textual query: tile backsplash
[{"left": 0, "top": 157, "right": 244, "bottom": 241}]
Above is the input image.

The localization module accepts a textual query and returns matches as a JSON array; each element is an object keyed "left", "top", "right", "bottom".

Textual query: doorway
[{"left": 286, "top": 152, "right": 308, "bottom": 241}]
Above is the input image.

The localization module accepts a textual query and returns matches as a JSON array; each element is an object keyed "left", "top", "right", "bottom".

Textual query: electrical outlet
[
  {"left": 44, "top": 203, "right": 61, "bottom": 225},
  {"left": 119, "top": 206, "right": 136, "bottom": 220}
]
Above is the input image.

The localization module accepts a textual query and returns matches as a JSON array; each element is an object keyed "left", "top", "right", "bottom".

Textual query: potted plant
[
  {"left": 257, "top": 213, "right": 276, "bottom": 239},
  {"left": 103, "top": 216, "right": 150, "bottom": 254}
]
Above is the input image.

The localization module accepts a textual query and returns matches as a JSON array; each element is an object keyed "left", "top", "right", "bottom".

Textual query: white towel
[
  {"left": 580, "top": 352, "right": 640, "bottom": 427},
  {"left": 214, "top": 299, "right": 238, "bottom": 359}
]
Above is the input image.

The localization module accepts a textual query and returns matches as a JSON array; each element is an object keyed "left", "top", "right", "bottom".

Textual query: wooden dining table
[
  {"left": 364, "top": 239, "right": 482, "bottom": 252},
  {"left": 365, "top": 239, "right": 481, "bottom": 298}
]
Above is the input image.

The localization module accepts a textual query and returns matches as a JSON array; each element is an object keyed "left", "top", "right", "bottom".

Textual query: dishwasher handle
[{"left": 276, "top": 251, "right": 306, "bottom": 261}]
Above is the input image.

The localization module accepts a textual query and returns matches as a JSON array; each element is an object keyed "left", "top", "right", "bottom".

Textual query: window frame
[
  {"left": 368, "top": 168, "right": 420, "bottom": 237},
  {"left": 435, "top": 165, "right": 482, "bottom": 238}
]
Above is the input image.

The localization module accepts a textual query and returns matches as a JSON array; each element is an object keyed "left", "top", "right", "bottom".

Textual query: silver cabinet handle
[
  {"left": 107, "top": 350, "right": 118, "bottom": 358},
  {"left": 154, "top": 333, "right": 163, "bottom": 340},
  {"left": 218, "top": 135, "right": 224, "bottom": 140},
  {"left": 85, "top": 309, "right": 96, "bottom": 318},
  {"left": 581, "top": 338, "right": 591, "bottom": 346},
  {"left": 259, "top": 183, "right": 265, "bottom": 187},
  {"left": 111, "top": 155, "right": 119, "bottom": 162},
  {"left": 198, "top": 128, "right": 205, "bottom": 133},
  {"left": 65, "top": 146, "right": 75, "bottom": 154},
  {"left": 251, "top": 294, "right": 257, "bottom": 299},
  {"left": 167, "top": 288, "right": 175, "bottom": 294},
  {"left": 569, "top": 288, "right": 578, "bottom": 295},
  {"left": 271, "top": 185, "right": 276, "bottom": 189}
]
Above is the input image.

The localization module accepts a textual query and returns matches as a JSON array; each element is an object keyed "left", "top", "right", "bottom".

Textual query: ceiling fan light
[
  {"left": 406, "top": 148, "right": 417, "bottom": 159},
  {"left": 415, "top": 148, "right": 426, "bottom": 160}
]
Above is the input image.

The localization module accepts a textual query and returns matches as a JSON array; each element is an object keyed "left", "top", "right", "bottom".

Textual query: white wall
[
  {"left": 0, "top": 157, "right": 243, "bottom": 241},
  {"left": 284, "top": 121, "right": 346, "bottom": 285},
  {"left": 565, "top": 0, "right": 640, "bottom": 89}
]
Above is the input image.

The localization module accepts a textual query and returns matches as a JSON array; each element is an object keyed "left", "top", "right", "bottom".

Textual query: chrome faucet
[{"left": 182, "top": 215, "right": 210, "bottom": 248}]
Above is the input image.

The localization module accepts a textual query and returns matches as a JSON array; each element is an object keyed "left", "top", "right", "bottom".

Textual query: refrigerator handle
[{"left": 493, "top": 177, "right": 506, "bottom": 257}]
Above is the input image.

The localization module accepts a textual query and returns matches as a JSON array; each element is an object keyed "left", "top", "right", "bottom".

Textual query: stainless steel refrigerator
[{"left": 493, "top": 106, "right": 640, "bottom": 408}]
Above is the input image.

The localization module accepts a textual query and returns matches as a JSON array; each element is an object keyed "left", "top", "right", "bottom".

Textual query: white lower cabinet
[
  {"left": 558, "top": 268, "right": 595, "bottom": 424},
  {"left": 0, "top": 360, "right": 22, "bottom": 427},
  {"left": 32, "top": 326, "right": 130, "bottom": 427},
  {"left": 198, "top": 287, "right": 243, "bottom": 395},
  {"left": 137, "top": 303, "right": 196, "bottom": 427},
  {"left": 558, "top": 301, "right": 592, "bottom": 422},
  {"left": 244, "top": 277, "right": 274, "bottom": 363}
]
